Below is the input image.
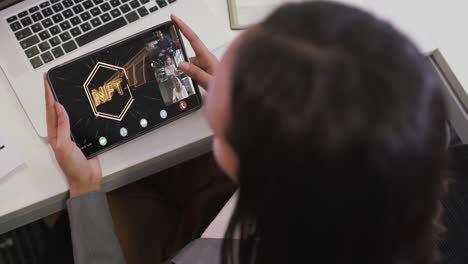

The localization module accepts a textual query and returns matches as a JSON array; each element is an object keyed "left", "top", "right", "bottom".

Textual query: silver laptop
[{"left": 0, "top": 0, "right": 228, "bottom": 137}]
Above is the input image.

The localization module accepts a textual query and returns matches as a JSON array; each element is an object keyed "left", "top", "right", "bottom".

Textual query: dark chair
[{"left": 437, "top": 143, "right": 468, "bottom": 264}]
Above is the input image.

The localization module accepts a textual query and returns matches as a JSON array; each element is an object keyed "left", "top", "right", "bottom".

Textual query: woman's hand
[
  {"left": 171, "top": 14, "right": 219, "bottom": 89},
  {"left": 44, "top": 75, "right": 102, "bottom": 198}
]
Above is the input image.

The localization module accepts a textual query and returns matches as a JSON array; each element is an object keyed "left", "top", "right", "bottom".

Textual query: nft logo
[{"left": 83, "top": 62, "right": 134, "bottom": 121}]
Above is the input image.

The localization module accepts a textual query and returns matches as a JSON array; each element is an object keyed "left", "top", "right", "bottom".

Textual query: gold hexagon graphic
[{"left": 83, "top": 62, "right": 134, "bottom": 121}]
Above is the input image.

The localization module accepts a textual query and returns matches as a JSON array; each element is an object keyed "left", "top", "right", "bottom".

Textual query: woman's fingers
[
  {"left": 171, "top": 15, "right": 211, "bottom": 58},
  {"left": 44, "top": 74, "right": 58, "bottom": 148},
  {"left": 170, "top": 15, "right": 217, "bottom": 88},
  {"left": 179, "top": 61, "right": 211, "bottom": 89},
  {"left": 54, "top": 103, "right": 72, "bottom": 152},
  {"left": 189, "top": 56, "right": 200, "bottom": 66}
]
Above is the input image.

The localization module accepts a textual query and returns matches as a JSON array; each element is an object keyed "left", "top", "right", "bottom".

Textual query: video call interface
[{"left": 49, "top": 23, "right": 200, "bottom": 157}]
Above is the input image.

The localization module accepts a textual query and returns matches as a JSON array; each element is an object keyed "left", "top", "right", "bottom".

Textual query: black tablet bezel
[{"left": 47, "top": 21, "right": 203, "bottom": 159}]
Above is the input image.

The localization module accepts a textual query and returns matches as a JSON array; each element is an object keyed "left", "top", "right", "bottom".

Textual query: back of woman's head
[{"left": 223, "top": 2, "right": 447, "bottom": 264}]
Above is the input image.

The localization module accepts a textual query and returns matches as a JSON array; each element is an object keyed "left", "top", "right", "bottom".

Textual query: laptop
[{"left": 0, "top": 0, "right": 228, "bottom": 137}]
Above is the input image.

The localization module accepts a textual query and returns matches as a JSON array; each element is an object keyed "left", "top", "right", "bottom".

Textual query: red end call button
[{"left": 179, "top": 100, "right": 187, "bottom": 110}]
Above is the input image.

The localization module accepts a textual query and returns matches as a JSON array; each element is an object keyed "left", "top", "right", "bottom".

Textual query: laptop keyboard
[{"left": 6, "top": 0, "right": 177, "bottom": 69}]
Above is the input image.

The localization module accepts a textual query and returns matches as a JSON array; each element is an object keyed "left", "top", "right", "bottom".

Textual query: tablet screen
[{"left": 48, "top": 22, "right": 202, "bottom": 158}]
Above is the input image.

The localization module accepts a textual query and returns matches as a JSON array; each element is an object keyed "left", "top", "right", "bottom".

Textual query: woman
[
  {"left": 171, "top": 75, "right": 189, "bottom": 103},
  {"left": 164, "top": 56, "right": 179, "bottom": 78},
  {"left": 44, "top": 2, "right": 447, "bottom": 264}
]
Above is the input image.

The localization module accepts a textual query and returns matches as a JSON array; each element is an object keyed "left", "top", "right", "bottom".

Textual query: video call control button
[
  {"left": 99, "top": 136, "right": 107, "bottom": 146},
  {"left": 160, "top": 110, "right": 167, "bottom": 119},
  {"left": 120, "top": 127, "right": 128, "bottom": 137},
  {"left": 179, "top": 100, "right": 187, "bottom": 110},
  {"left": 140, "top": 118, "right": 148, "bottom": 128}
]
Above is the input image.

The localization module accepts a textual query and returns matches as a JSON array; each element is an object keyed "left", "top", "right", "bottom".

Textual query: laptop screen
[{"left": 0, "top": 0, "right": 22, "bottom": 11}]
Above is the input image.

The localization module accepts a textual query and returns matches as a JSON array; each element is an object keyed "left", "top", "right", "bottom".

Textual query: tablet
[{"left": 47, "top": 21, "right": 202, "bottom": 158}]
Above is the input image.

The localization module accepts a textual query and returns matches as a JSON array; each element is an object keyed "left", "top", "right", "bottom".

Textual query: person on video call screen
[{"left": 146, "top": 27, "right": 194, "bottom": 106}]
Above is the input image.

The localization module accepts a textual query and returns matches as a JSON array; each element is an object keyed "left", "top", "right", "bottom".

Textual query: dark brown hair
[{"left": 222, "top": 2, "right": 447, "bottom": 264}]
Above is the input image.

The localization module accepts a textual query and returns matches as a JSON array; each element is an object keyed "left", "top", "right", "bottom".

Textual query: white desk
[{"left": 0, "top": 0, "right": 238, "bottom": 234}]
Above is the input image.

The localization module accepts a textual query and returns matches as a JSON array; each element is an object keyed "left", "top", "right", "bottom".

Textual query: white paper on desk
[
  {"left": 234, "top": 0, "right": 302, "bottom": 27},
  {"left": 0, "top": 134, "right": 23, "bottom": 179},
  {"left": 233, "top": 0, "right": 368, "bottom": 28}
]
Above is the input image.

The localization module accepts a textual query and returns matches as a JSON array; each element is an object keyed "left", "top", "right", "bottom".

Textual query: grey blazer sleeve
[
  {"left": 66, "top": 192, "right": 126, "bottom": 264},
  {"left": 163, "top": 238, "right": 227, "bottom": 264}
]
